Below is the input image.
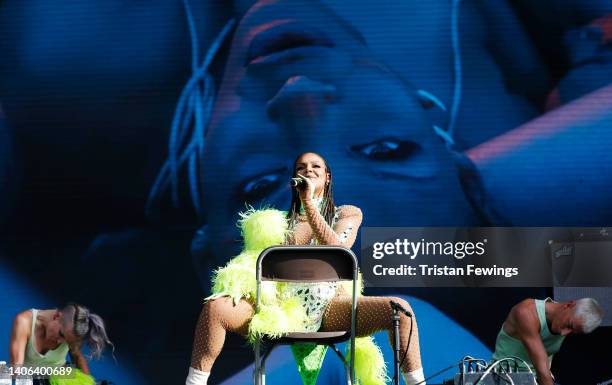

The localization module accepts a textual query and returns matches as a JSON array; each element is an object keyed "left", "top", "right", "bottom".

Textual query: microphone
[
  {"left": 389, "top": 300, "right": 413, "bottom": 317},
  {"left": 290, "top": 178, "right": 304, "bottom": 187}
]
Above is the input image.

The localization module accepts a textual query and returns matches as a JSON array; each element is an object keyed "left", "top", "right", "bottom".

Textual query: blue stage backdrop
[{"left": 1, "top": 1, "right": 611, "bottom": 384}]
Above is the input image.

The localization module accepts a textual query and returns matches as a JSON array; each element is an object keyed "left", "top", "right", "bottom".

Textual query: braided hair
[
  {"left": 61, "top": 303, "right": 115, "bottom": 360},
  {"left": 287, "top": 152, "right": 336, "bottom": 229}
]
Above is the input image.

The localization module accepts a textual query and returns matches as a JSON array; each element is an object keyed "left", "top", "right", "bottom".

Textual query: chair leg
[
  {"left": 345, "top": 363, "right": 352, "bottom": 385},
  {"left": 254, "top": 364, "right": 262, "bottom": 385},
  {"left": 329, "top": 345, "right": 353, "bottom": 385},
  {"left": 260, "top": 354, "right": 267, "bottom": 385},
  {"left": 254, "top": 361, "right": 265, "bottom": 385},
  {"left": 254, "top": 340, "right": 261, "bottom": 385},
  {"left": 254, "top": 342, "right": 273, "bottom": 385}
]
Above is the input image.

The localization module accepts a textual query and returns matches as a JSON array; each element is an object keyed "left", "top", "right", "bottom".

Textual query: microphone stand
[
  {"left": 389, "top": 300, "right": 413, "bottom": 385},
  {"left": 392, "top": 307, "right": 401, "bottom": 385}
]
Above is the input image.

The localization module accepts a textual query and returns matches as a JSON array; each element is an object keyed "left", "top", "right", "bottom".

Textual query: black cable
[
  {"left": 413, "top": 361, "right": 464, "bottom": 385},
  {"left": 414, "top": 357, "right": 491, "bottom": 385},
  {"left": 390, "top": 301, "right": 478, "bottom": 385}
]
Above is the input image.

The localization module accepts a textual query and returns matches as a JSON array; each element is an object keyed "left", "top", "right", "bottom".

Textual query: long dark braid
[{"left": 287, "top": 153, "right": 336, "bottom": 230}]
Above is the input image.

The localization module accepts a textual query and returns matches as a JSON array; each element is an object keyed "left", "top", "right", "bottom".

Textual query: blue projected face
[
  {"left": 198, "top": 0, "right": 479, "bottom": 268},
  {"left": 1, "top": 2, "right": 611, "bottom": 385},
  {"left": 0, "top": 0, "right": 543, "bottom": 228}
]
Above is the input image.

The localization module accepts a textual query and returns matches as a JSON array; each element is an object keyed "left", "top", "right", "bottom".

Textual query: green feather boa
[
  {"left": 48, "top": 369, "right": 95, "bottom": 385},
  {"left": 208, "top": 207, "right": 388, "bottom": 385}
]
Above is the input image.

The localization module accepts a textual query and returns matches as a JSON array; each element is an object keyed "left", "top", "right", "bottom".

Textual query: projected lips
[{"left": 551, "top": 243, "right": 575, "bottom": 286}]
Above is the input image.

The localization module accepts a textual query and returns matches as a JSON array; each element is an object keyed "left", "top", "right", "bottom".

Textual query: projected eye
[
  {"left": 350, "top": 138, "right": 420, "bottom": 160},
  {"left": 240, "top": 168, "right": 288, "bottom": 202}
]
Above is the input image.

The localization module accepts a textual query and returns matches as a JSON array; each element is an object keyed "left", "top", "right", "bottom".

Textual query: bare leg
[
  {"left": 320, "top": 295, "right": 423, "bottom": 374},
  {"left": 190, "top": 297, "right": 254, "bottom": 372}
]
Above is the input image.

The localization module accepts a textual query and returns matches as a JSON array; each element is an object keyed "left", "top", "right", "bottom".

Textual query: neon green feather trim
[
  {"left": 340, "top": 272, "right": 364, "bottom": 296},
  {"left": 208, "top": 250, "right": 259, "bottom": 304},
  {"left": 248, "top": 297, "right": 308, "bottom": 343},
  {"left": 351, "top": 337, "right": 388, "bottom": 385},
  {"left": 208, "top": 207, "right": 388, "bottom": 385},
  {"left": 238, "top": 207, "right": 288, "bottom": 251},
  {"left": 49, "top": 369, "right": 95, "bottom": 385},
  {"left": 280, "top": 295, "right": 309, "bottom": 325}
]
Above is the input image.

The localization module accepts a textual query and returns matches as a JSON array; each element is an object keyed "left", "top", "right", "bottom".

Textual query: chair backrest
[
  {"left": 257, "top": 246, "right": 357, "bottom": 282},
  {"left": 254, "top": 245, "right": 359, "bottom": 383}
]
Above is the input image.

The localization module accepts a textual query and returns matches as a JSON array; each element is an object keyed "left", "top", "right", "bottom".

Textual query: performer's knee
[
  {"left": 203, "top": 297, "right": 252, "bottom": 334},
  {"left": 202, "top": 297, "right": 231, "bottom": 321}
]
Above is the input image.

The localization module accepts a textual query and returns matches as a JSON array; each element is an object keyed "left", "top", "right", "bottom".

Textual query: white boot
[
  {"left": 186, "top": 367, "right": 210, "bottom": 385},
  {"left": 402, "top": 367, "right": 426, "bottom": 385}
]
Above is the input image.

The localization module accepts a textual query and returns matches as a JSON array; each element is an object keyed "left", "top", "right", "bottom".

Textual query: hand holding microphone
[{"left": 291, "top": 174, "right": 315, "bottom": 200}]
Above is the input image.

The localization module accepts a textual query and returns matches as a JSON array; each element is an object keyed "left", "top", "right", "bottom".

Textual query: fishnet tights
[
  {"left": 320, "top": 295, "right": 422, "bottom": 373},
  {"left": 190, "top": 295, "right": 422, "bottom": 373},
  {"left": 191, "top": 204, "right": 420, "bottom": 374},
  {"left": 190, "top": 297, "right": 254, "bottom": 371}
]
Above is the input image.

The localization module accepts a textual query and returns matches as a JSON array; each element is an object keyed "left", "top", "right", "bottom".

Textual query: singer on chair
[{"left": 187, "top": 152, "right": 425, "bottom": 385}]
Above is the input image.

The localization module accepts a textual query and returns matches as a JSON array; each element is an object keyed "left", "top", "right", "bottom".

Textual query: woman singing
[{"left": 187, "top": 152, "right": 425, "bottom": 385}]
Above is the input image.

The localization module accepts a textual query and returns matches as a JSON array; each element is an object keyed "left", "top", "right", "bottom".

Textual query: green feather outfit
[
  {"left": 48, "top": 369, "right": 95, "bottom": 385},
  {"left": 207, "top": 208, "right": 387, "bottom": 385}
]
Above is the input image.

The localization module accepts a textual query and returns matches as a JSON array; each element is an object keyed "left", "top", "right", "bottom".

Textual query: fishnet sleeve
[
  {"left": 285, "top": 220, "right": 314, "bottom": 245},
  {"left": 302, "top": 200, "right": 363, "bottom": 248}
]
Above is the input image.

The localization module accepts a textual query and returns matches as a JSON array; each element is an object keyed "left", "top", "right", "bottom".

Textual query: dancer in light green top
[
  {"left": 9, "top": 303, "right": 114, "bottom": 379},
  {"left": 23, "top": 309, "right": 71, "bottom": 368},
  {"left": 493, "top": 298, "right": 603, "bottom": 385}
]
